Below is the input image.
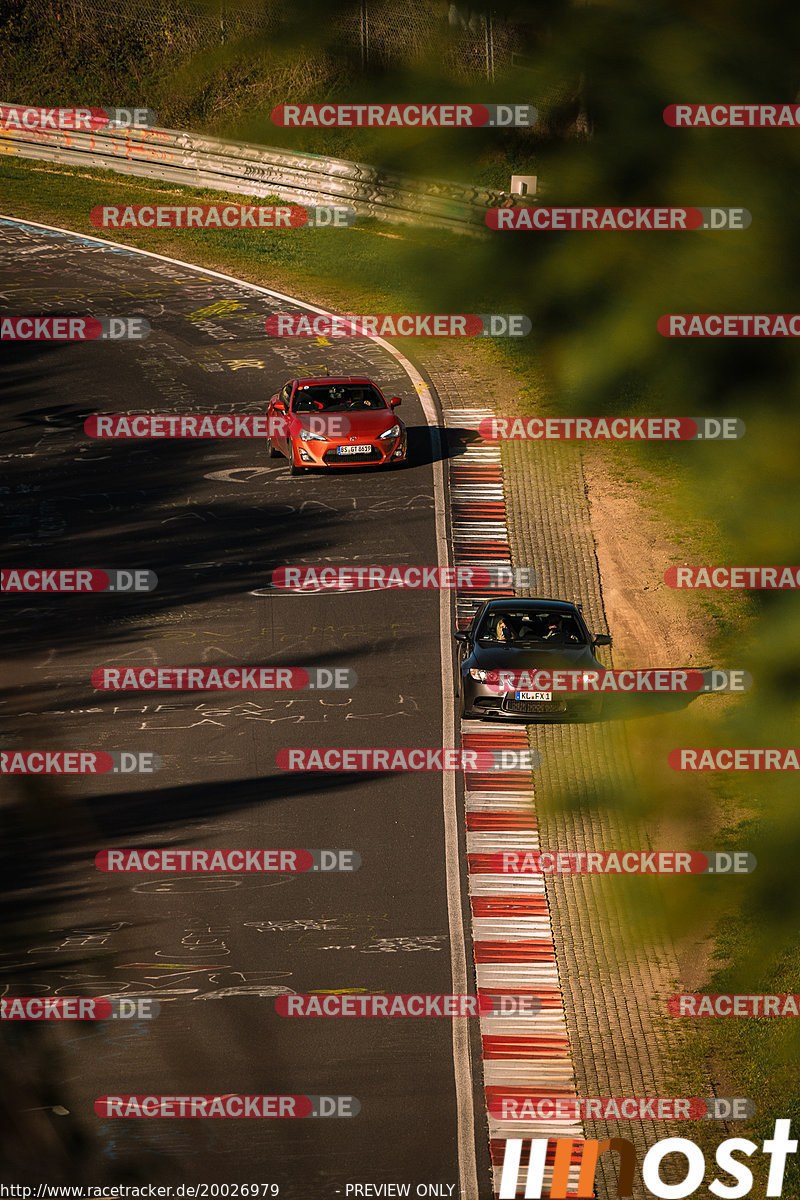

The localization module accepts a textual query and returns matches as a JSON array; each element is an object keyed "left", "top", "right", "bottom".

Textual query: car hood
[
  {"left": 290, "top": 410, "right": 400, "bottom": 438},
  {"left": 470, "top": 642, "right": 602, "bottom": 670}
]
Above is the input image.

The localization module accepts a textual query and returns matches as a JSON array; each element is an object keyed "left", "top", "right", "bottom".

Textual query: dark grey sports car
[{"left": 454, "top": 597, "right": 612, "bottom": 722}]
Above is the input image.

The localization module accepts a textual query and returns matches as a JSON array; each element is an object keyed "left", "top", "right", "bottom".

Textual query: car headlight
[
  {"left": 299, "top": 428, "right": 327, "bottom": 442},
  {"left": 378, "top": 423, "right": 401, "bottom": 440},
  {"left": 469, "top": 668, "right": 489, "bottom": 682}
]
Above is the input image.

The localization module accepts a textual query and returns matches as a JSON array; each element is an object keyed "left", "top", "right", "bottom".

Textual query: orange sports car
[{"left": 266, "top": 376, "right": 408, "bottom": 473}]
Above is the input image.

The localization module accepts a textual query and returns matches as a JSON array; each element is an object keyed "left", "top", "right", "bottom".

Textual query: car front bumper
[
  {"left": 462, "top": 678, "right": 602, "bottom": 722},
  {"left": 294, "top": 433, "right": 407, "bottom": 468}
]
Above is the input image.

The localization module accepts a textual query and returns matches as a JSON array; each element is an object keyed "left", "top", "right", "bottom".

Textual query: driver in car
[{"left": 350, "top": 387, "right": 379, "bottom": 408}]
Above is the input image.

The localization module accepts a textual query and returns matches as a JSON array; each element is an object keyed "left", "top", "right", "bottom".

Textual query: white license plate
[
  {"left": 338, "top": 444, "right": 372, "bottom": 455},
  {"left": 515, "top": 691, "right": 552, "bottom": 702}
]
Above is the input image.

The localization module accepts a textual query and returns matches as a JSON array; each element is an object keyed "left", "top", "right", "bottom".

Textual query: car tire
[
  {"left": 288, "top": 442, "right": 304, "bottom": 475},
  {"left": 267, "top": 438, "right": 281, "bottom": 458}
]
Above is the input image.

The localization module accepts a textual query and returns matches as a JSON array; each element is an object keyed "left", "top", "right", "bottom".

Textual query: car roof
[
  {"left": 294, "top": 377, "right": 377, "bottom": 387},
  {"left": 480, "top": 598, "right": 581, "bottom": 613}
]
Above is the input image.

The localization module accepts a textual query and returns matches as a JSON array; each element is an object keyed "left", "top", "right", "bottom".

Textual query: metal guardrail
[{"left": 0, "top": 111, "right": 527, "bottom": 234}]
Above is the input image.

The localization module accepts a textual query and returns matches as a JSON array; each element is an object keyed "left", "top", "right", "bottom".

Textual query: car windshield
[
  {"left": 476, "top": 609, "right": 586, "bottom": 645},
  {"left": 292, "top": 385, "right": 387, "bottom": 413}
]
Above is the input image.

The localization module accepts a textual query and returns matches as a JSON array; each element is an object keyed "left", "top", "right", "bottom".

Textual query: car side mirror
[
  {"left": 273, "top": 400, "right": 286, "bottom": 414},
  {"left": 389, "top": 397, "right": 402, "bottom": 407},
  {"left": 454, "top": 630, "right": 470, "bottom": 642},
  {"left": 593, "top": 634, "right": 612, "bottom": 647}
]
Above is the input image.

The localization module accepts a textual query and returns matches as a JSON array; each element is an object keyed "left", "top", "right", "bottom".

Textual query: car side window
[
  {"left": 280, "top": 382, "right": 293, "bottom": 406},
  {"left": 563, "top": 618, "right": 582, "bottom": 642},
  {"left": 468, "top": 605, "right": 488, "bottom": 638}
]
